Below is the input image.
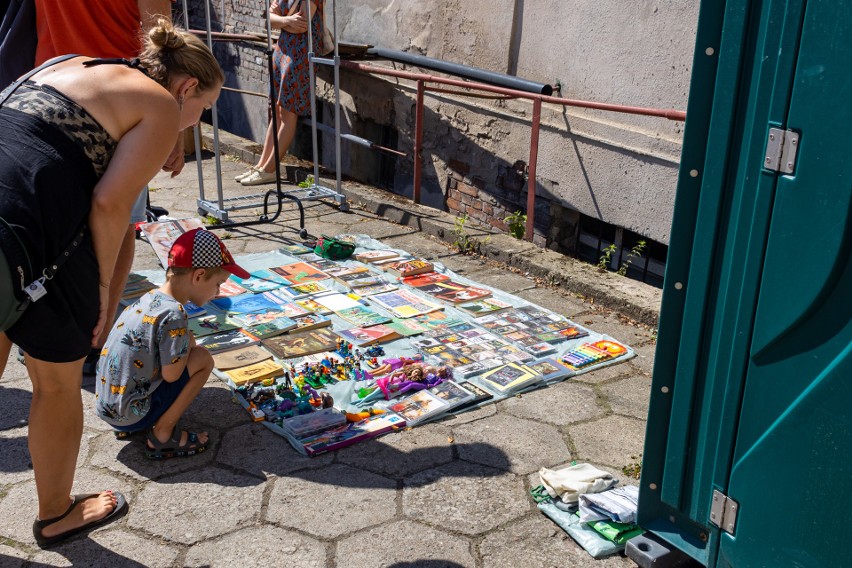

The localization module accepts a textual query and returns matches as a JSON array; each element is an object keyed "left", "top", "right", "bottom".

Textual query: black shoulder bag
[{"left": 0, "top": 54, "right": 87, "bottom": 331}]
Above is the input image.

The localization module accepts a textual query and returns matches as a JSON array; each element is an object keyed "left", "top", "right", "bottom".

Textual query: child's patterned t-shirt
[{"left": 94, "top": 290, "right": 190, "bottom": 426}]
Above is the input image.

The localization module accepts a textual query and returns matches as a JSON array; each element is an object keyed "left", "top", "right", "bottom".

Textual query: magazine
[
  {"left": 138, "top": 218, "right": 204, "bottom": 268},
  {"left": 368, "top": 289, "right": 443, "bottom": 319},
  {"left": 270, "top": 261, "right": 330, "bottom": 285}
]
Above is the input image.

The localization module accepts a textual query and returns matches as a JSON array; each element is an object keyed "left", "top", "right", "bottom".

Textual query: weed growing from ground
[{"left": 504, "top": 210, "right": 527, "bottom": 239}]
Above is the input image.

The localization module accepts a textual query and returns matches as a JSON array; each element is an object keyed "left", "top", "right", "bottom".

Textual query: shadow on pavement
[{"left": 0, "top": 385, "right": 30, "bottom": 431}]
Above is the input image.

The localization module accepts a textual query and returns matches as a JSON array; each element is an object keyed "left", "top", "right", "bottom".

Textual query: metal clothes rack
[{"left": 183, "top": 0, "right": 348, "bottom": 238}]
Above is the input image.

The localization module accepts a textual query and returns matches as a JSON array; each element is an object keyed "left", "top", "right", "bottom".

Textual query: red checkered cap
[{"left": 167, "top": 228, "right": 249, "bottom": 279}]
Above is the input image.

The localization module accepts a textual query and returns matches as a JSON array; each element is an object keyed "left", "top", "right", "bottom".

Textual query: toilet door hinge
[
  {"left": 764, "top": 127, "right": 800, "bottom": 174},
  {"left": 709, "top": 489, "right": 739, "bottom": 535}
]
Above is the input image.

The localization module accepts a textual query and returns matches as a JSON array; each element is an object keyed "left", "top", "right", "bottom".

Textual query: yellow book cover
[{"left": 226, "top": 359, "right": 285, "bottom": 386}]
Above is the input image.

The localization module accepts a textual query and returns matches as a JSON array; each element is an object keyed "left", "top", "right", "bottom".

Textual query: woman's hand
[
  {"left": 91, "top": 282, "right": 111, "bottom": 347},
  {"left": 282, "top": 12, "right": 308, "bottom": 33}
]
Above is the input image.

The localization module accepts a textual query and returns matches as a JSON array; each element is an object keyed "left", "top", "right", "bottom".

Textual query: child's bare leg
[{"left": 149, "top": 346, "right": 213, "bottom": 447}]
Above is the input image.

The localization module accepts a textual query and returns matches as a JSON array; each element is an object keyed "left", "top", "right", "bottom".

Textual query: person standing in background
[{"left": 235, "top": 0, "right": 326, "bottom": 185}]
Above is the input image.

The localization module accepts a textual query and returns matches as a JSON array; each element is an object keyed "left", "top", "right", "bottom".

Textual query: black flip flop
[{"left": 32, "top": 491, "right": 128, "bottom": 548}]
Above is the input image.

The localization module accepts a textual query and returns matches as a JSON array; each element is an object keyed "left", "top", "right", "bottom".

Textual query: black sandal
[
  {"left": 144, "top": 425, "right": 208, "bottom": 459},
  {"left": 32, "top": 491, "right": 127, "bottom": 548}
]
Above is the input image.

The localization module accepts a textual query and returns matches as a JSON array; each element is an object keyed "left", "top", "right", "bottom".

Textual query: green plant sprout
[
  {"left": 451, "top": 213, "right": 475, "bottom": 253},
  {"left": 617, "top": 240, "right": 647, "bottom": 276},
  {"left": 298, "top": 174, "right": 314, "bottom": 188},
  {"left": 504, "top": 210, "right": 527, "bottom": 240},
  {"left": 597, "top": 243, "right": 617, "bottom": 272}
]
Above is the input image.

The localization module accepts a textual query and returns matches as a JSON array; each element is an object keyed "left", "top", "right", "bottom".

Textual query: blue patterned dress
[{"left": 271, "top": 0, "right": 325, "bottom": 116}]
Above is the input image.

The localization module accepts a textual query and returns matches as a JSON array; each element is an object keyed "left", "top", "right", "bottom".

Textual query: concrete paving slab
[
  {"left": 216, "top": 422, "right": 333, "bottom": 479},
  {"left": 627, "top": 341, "right": 657, "bottom": 376},
  {"left": 31, "top": 527, "right": 180, "bottom": 567},
  {"left": 569, "top": 415, "right": 647, "bottom": 471},
  {"left": 183, "top": 525, "right": 327, "bottom": 568},
  {"left": 453, "top": 414, "right": 571, "bottom": 474},
  {"left": 182, "top": 382, "right": 254, "bottom": 431},
  {"left": 498, "top": 381, "right": 605, "bottom": 426},
  {"left": 88, "top": 428, "right": 219, "bottom": 482},
  {"left": 479, "top": 515, "right": 635, "bottom": 567},
  {"left": 601, "top": 375, "right": 653, "bottom": 421},
  {"left": 460, "top": 266, "right": 538, "bottom": 294},
  {"left": 337, "top": 424, "right": 455, "bottom": 479},
  {"left": 572, "top": 363, "right": 635, "bottom": 385},
  {"left": 437, "top": 403, "right": 497, "bottom": 427},
  {"left": 514, "top": 287, "right": 595, "bottom": 320},
  {"left": 572, "top": 311, "right": 656, "bottom": 348},
  {"left": 403, "top": 461, "right": 527, "bottom": 535},
  {"left": 126, "top": 467, "right": 263, "bottom": 545},
  {"left": 266, "top": 464, "right": 396, "bottom": 539},
  {"left": 336, "top": 519, "right": 476, "bottom": 568}
]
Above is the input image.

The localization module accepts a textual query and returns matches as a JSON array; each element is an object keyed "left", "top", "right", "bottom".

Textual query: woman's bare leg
[
  {"left": 257, "top": 106, "right": 298, "bottom": 173},
  {"left": 26, "top": 355, "right": 116, "bottom": 537}
]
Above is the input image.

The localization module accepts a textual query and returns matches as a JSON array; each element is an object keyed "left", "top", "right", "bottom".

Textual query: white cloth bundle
[{"left": 539, "top": 463, "right": 617, "bottom": 504}]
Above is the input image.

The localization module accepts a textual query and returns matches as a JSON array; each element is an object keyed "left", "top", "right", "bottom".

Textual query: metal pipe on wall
[{"left": 366, "top": 47, "right": 554, "bottom": 95}]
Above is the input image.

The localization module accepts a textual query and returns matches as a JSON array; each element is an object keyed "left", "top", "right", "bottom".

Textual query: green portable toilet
[{"left": 635, "top": 0, "right": 852, "bottom": 566}]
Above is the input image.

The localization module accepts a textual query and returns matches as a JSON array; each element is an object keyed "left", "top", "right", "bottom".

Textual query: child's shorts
[{"left": 113, "top": 368, "right": 191, "bottom": 433}]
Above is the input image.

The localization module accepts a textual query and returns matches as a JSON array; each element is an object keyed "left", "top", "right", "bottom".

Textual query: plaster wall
[{"left": 188, "top": 0, "right": 698, "bottom": 246}]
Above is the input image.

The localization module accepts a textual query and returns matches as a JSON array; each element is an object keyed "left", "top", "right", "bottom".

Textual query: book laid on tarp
[
  {"left": 225, "top": 359, "right": 285, "bottom": 386},
  {"left": 243, "top": 316, "right": 298, "bottom": 339},
  {"left": 478, "top": 362, "right": 542, "bottom": 394},
  {"left": 290, "top": 312, "right": 333, "bottom": 331},
  {"left": 184, "top": 301, "right": 206, "bottom": 318},
  {"left": 212, "top": 345, "right": 273, "bottom": 370},
  {"left": 384, "top": 318, "right": 429, "bottom": 337},
  {"left": 312, "top": 291, "right": 362, "bottom": 312},
  {"left": 234, "top": 308, "right": 305, "bottom": 327},
  {"left": 138, "top": 218, "right": 204, "bottom": 268},
  {"left": 334, "top": 272, "right": 385, "bottom": 289},
  {"left": 324, "top": 264, "right": 369, "bottom": 279},
  {"left": 294, "top": 294, "right": 334, "bottom": 314},
  {"left": 197, "top": 328, "right": 260, "bottom": 354},
  {"left": 415, "top": 279, "right": 493, "bottom": 304},
  {"left": 388, "top": 389, "right": 451, "bottom": 426},
  {"left": 232, "top": 273, "right": 285, "bottom": 293},
  {"left": 427, "top": 380, "right": 476, "bottom": 411},
  {"left": 122, "top": 274, "right": 157, "bottom": 300},
  {"left": 270, "top": 261, "right": 329, "bottom": 285},
  {"left": 279, "top": 243, "right": 313, "bottom": 255},
  {"left": 215, "top": 278, "right": 248, "bottom": 298},
  {"left": 187, "top": 311, "right": 240, "bottom": 337},
  {"left": 210, "top": 292, "right": 282, "bottom": 315},
  {"left": 368, "top": 289, "right": 443, "bottom": 319},
  {"left": 350, "top": 281, "right": 398, "bottom": 296},
  {"left": 335, "top": 324, "right": 401, "bottom": 346},
  {"left": 401, "top": 272, "right": 451, "bottom": 287},
  {"left": 287, "top": 281, "right": 333, "bottom": 298},
  {"left": 406, "top": 310, "right": 464, "bottom": 332},
  {"left": 354, "top": 249, "right": 400, "bottom": 263},
  {"left": 337, "top": 305, "right": 392, "bottom": 327},
  {"left": 457, "top": 297, "right": 513, "bottom": 318},
  {"left": 262, "top": 327, "right": 340, "bottom": 359},
  {"left": 383, "top": 258, "right": 434, "bottom": 277},
  {"left": 296, "top": 411, "right": 407, "bottom": 456}
]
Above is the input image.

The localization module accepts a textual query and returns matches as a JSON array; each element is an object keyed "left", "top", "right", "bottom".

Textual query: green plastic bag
[{"left": 314, "top": 235, "right": 355, "bottom": 260}]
